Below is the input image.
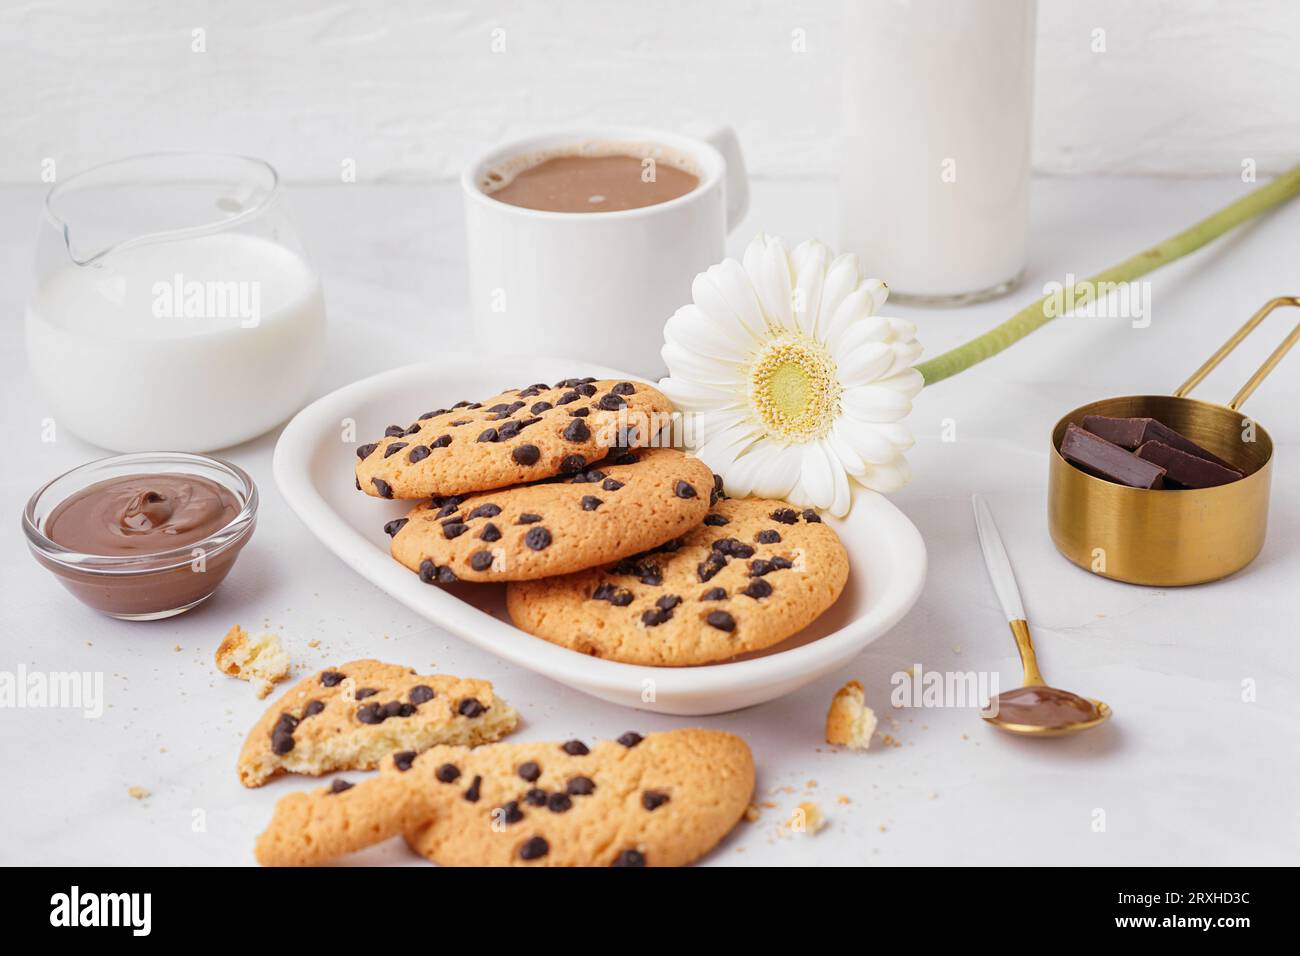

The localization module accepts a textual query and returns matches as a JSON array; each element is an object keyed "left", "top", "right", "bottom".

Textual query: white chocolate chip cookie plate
[{"left": 274, "top": 355, "right": 926, "bottom": 715}]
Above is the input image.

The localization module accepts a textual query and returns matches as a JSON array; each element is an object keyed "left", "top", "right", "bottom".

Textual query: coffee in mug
[{"left": 482, "top": 144, "right": 701, "bottom": 214}]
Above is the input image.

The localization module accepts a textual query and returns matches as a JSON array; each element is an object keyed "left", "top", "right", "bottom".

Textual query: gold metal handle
[
  {"left": 1008, "top": 619, "right": 1045, "bottom": 687},
  {"left": 1174, "top": 296, "right": 1300, "bottom": 410}
]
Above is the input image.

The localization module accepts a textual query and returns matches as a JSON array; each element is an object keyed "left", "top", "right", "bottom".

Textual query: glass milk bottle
[
  {"left": 26, "top": 153, "right": 326, "bottom": 452},
  {"left": 840, "top": 0, "right": 1037, "bottom": 304}
]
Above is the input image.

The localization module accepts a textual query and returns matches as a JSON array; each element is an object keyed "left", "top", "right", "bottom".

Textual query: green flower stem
[{"left": 915, "top": 163, "right": 1300, "bottom": 386}]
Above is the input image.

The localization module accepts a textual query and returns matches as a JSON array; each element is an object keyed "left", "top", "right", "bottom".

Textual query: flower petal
[
  {"left": 692, "top": 261, "right": 768, "bottom": 344},
  {"left": 661, "top": 338, "right": 746, "bottom": 388},
  {"left": 725, "top": 442, "right": 800, "bottom": 500},
  {"left": 795, "top": 441, "right": 837, "bottom": 511},
  {"left": 875, "top": 367, "right": 924, "bottom": 400},
  {"left": 817, "top": 253, "right": 862, "bottom": 334},
  {"left": 832, "top": 415, "right": 900, "bottom": 465},
  {"left": 742, "top": 233, "right": 795, "bottom": 331},
  {"left": 790, "top": 239, "right": 830, "bottom": 338},
  {"left": 664, "top": 303, "right": 750, "bottom": 362},
  {"left": 842, "top": 383, "right": 913, "bottom": 423},
  {"left": 658, "top": 375, "right": 736, "bottom": 413},
  {"left": 857, "top": 456, "right": 912, "bottom": 493},
  {"left": 826, "top": 295, "right": 889, "bottom": 355},
  {"left": 836, "top": 341, "right": 894, "bottom": 387}
]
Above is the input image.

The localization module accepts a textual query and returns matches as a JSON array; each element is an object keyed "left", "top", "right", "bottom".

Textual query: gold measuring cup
[{"left": 1048, "top": 297, "right": 1300, "bottom": 586}]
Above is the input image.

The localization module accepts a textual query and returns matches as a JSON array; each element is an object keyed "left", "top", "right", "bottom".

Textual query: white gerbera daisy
[{"left": 659, "top": 233, "right": 922, "bottom": 518}]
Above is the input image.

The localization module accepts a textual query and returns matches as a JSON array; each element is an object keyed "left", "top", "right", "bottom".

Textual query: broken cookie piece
[
  {"left": 216, "top": 625, "right": 291, "bottom": 698},
  {"left": 825, "top": 679, "right": 877, "bottom": 750}
]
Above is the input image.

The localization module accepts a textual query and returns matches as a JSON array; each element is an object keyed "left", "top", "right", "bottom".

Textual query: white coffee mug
[{"left": 462, "top": 125, "right": 749, "bottom": 378}]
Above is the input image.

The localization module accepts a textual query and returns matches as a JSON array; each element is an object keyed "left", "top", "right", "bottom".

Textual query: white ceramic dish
[{"left": 273, "top": 355, "right": 926, "bottom": 715}]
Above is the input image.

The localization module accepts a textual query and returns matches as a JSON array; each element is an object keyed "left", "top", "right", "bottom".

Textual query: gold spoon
[{"left": 971, "top": 494, "right": 1112, "bottom": 737}]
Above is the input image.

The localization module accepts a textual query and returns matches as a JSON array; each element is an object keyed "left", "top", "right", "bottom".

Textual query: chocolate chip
[
  {"left": 617, "top": 732, "right": 643, "bottom": 748},
  {"left": 700, "top": 587, "right": 727, "bottom": 601},
  {"left": 509, "top": 443, "right": 540, "bottom": 466},
  {"left": 712, "top": 538, "right": 755, "bottom": 559},
  {"left": 559, "top": 454, "right": 586, "bottom": 474},
  {"left": 743, "top": 579, "right": 773, "bottom": 599},
  {"left": 418, "top": 559, "right": 457, "bottom": 585},
  {"left": 562, "top": 740, "right": 589, "bottom": 756},
  {"left": 328, "top": 779, "right": 354, "bottom": 794},
  {"left": 801, "top": 509, "right": 822, "bottom": 523},
  {"left": 271, "top": 728, "right": 294, "bottom": 755},
  {"left": 393, "top": 751, "right": 417, "bottom": 771},
  {"left": 612, "top": 382, "right": 636, "bottom": 396},
  {"left": 409, "top": 684, "right": 435, "bottom": 704},
  {"left": 749, "top": 558, "right": 777, "bottom": 576},
  {"left": 697, "top": 552, "right": 727, "bottom": 582},
  {"left": 436, "top": 763, "right": 461, "bottom": 783},
  {"left": 571, "top": 469, "right": 606, "bottom": 484},
  {"left": 356, "top": 703, "right": 383, "bottom": 724},
  {"left": 403, "top": 423, "right": 422, "bottom": 436},
  {"left": 592, "top": 582, "right": 634, "bottom": 606},
  {"left": 435, "top": 496, "right": 463, "bottom": 517},
  {"left": 476, "top": 428, "right": 498, "bottom": 443},
  {"left": 402, "top": 444, "right": 429, "bottom": 464},
  {"left": 756, "top": 529, "right": 781, "bottom": 544},
  {"left": 383, "top": 442, "right": 408, "bottom": 458},
  {"left": 355, "top": 687, "right": 378, "bottom": 700},
  {"left": 418, "top": 409, "right": 446, "bottom": 421},
  {"left": 566, "top": 776, "right": 596, "bottom": 796},
  {"left": 524, "top": 787, "right": 548, "bottom": 806},
  {"left": 486, "top": 403, "right": 512, "bottom": 414},
  {"left": 612, "top": 849, "right": 646, "bottom": 867},
  {"left": 517, "top": 512, "right": 543, "bottom": 524},
  {"left": 469, "top": 550, "right": 494, "bottom": 572},
  {"left": 430, "top": 434, "right": 452, "bottom": 448},
  {"left": 656, "top": 594, "right": 682, "bottom": 611},
  {"left": 642, "top": 790, "right": 670, "bottom": 811},
  {"left": 547, "top": 792, "right": 573, "bottom": 813},
  {"left": 563, "top": 418, "right": 590, "bottom": 442},
  {"left": 575, "top": 382, "right": 597, "bottom": 397},
  {"left": 610, "top": 451, "right": 639, "bottom": 465},
  {"left": 531, "top": 401, "right": 553, "bottom": 414},
  {"left": 496, "top": 419, "right": 521, "bottom": 438},
  {"left": 356, "top": 442, "right": 378, "bottom": 460},
  {"left": 706, "top": 610, "right": 736, "bottom": 631},
  {"left": 497, "top": 801, "right": 525, "bottom": 825},
  {"left": 771, "top": 507, "right": 799, "bottom": 524},
  {"left": 597, "top": 393, "right": 627, "bottom": 411},
  {"left": 466, "top": 503, "right": 500, "bottom": 520},
  {"left": 568, "top": 407, "right": 590, "bottom": 418},
  {"left": 519, "top": 836, "right": 549, "bottom": 861},
  {"left": 383, "top": 517, "right": 408, "bottom": 537},
  {"left": 525, "top": 527, "right": 552, "bottom": 551},
  {"left": 601, "top": 478, "right": 624, "bottom": 492},
  {"left": 442, "top": 521, "right": 468, "bottom": 539},
  {"left": 555, "top": 391, "right": 579, "bottom": 405},
  {"left": 771, "top": 555, "right": 794, "bottom": 570},
  {"left": 580, "top": 495, "right": 602, "bottom": 511},
  {"left": 463, "top": 775, "right": 482, "bottom": 803},
  {"left": 674, "top": 480, "right": 698, "bottom": 499},
  {"left": 641, "top": 607, "right": 672, "bottom": 627},
  {"left": 303, "top": 699, "right": 326, "bottom": 717},
  {"left": 320, "top": 671, "right": 346, "bottom": 687},
  {"left": 517, "top": 761, "right": 541, "bottom": 782},
  {"left": 384, "top": 425, "right": 405, "bottom": 437},
  {"left": 371, "top": 478, "right": 393, "bottom": 499},
  {"left": 703, "top": 513, "right": 729, "bottom": 526},
  {"left": 479, "top": 522, "right": 501, "bottom": 542},
  {"left": 449, "top": 419, "right": 470, "bottom": 427}
]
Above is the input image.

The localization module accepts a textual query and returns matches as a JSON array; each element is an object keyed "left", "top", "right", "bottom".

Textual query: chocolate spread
[{"left": 992, "top": 685, "right": 1100, "bottom": 727}]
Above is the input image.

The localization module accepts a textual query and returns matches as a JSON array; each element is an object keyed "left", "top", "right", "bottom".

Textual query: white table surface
[{"left": 1, "top": 176, "right": 1297, "bottom": 866}]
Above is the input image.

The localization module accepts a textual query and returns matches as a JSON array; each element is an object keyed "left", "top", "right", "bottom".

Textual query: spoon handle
[{"left": 971, "top": 494, "right": 1026, "bottom": 622}]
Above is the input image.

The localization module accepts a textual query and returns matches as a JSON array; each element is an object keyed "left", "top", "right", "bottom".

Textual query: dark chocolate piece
[
  {"left": 1135, "top": 440, "right": 1242, "bottom": 488},
  {"left": 1080, "top": 415, "right": 1234, "bottom": 469},
  {"left": 1059, "top": 424, "right": 1166, "bottom": 489}
]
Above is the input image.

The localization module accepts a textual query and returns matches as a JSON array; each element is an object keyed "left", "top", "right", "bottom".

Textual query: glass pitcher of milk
[
  {"left": 840, "top": 0, "right": 1037, "bottom": 304},
  {"left": 26, "top": 153, "right": 326, "bottom": 452}
]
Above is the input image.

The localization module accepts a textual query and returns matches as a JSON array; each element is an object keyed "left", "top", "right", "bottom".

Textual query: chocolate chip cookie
[
  {"left": 505, "top": 498, "right": 849, "bottom": 665},
  {"left": 355, "top": 378, "right": 673, "bottom": 499},
  {"left": 388, "top": 447, "right": 715, "bottom": 582},
  {"left": 238, "top": 660, "right": 518, "bottom": 787},
  {"left": 254, "top": 729, "right": 754, "bottom": 867}
]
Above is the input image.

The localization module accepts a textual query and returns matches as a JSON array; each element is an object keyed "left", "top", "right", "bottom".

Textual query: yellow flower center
[{"left": 749, "top": 335, "right": 841, "bottom": 442}]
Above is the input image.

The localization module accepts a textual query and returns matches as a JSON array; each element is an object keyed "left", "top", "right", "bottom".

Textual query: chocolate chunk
[
  {"left": 496, "top": 419, "right": 521, "bottom": 438},
  {"left": 320, "top": 671, "right": 346, "bottom": 687},
  {"left": 563, "top": 419, "right": 590, "bottom": 442},
  {"left": 1082, "top": 414, "right": 1235, "bottom": 469},
  {"left": 517, "top": 761, "right": 541, "bottom": 782},
  {"left": 271, "top": 728, "right": 294, "bottom": 755},
  {"left": 303, "top": 700, "right": 326, "bottom": 717},
  {"left": 770, "top": 508, "right": 798, "bottom": 524},
  {"left": 458, "top": 698, "right": 485, "bottom": 717},
  {"left": 525, "top": 527, "right": 552, "bottom": 550},
  {"left": 697, "top": 552, "right": 727, "bottom": 582},
  {"left": 547, "top": 792, "right": 573, "bottom": 813},
  {"left": 355, "top": 687, "right": 378, "bottom": 700},
  {"left": 700, "top": 587, "right": 727, "bottom": 601},
  {"left": 756, "top": 529, "right": 781, "bottom": 544},
  {"left": 479, "top": 522, "right": 501, "bottom": 542},
  {"left": 749, "top": 558, "right": 776, "bottom": 576},
  {"left": 468, "top": 503, "right": 502, "bottom": 519},
  {"left": 610, "top": 451, "right": 639, "bottom": 465},
  {"left": 430, "top": 434, "right": 452, "bottom": 448},
  {"left": 656, "top": 594, "right": 682, "bottom": 611},
  {"left": 801, "top": 509, "right": 821, "bottom": 523},
  {"left": 371, "top": 478, "right": 393, "bottom": 499},
  {"left": 562, "top": 740, "right": 589, "bottom": 756},
  {"left": 581, "top": 495, "right": 602, "bottom": 511},
  {"left": 642, "top": 790, "right": 670, "bottom": 811},
  {"left": 436, "top": 763, "right": 461, "bottom": 783},
  {"left": 706, "top": 610, "right": 736, "bottom": 631},
  {"left": 434, "top": 497, "right": 463, "bottom": 517},
  {"left": 770, "top": 556, "right": 794, "bottom": 570},
  {"left": 612, "top": 849, "right": 646, "bottom": 867},
  {"left": 703, "top": 513, "right": 729, "bottom": 526},
  {"left": 524, "top": 787, "right": 548, "bottom": 806},
  {"left": 417, "top": 409, "right": 446, "bottom": 421},
  {"left": 617, "top": 732, "right": 644, "bottom": 748},
  {"left": 384, "top": 425, "right": 405, "bottom": 437},
  {"left": 383, "top": 517, "right": 408, "bottom": 537},
  {"left": 566, "top": 776, "right": 596, "bottom": 796},
  {"left": 559, "top": 454, "right": 587, "bottom": 474},
  {"left": 593, "top": 582, "right": 635, "bottom": 606},
  {"left": 555, "top": 390, "right": 580, "bottom": 405},
  {"left": 641, "top": 607, "right": 672, "bottom": 627},
  {"left": 469, "top": 551, "right": 494, "bottom": 571},
  {"left": 674, "top": 480, "right": 698, "bottom": 499},
  {"left": 575, "top": 382, "right": 597, "bottom": 397},
  {"left": 328, "top": 779, "right": 354, "bottom": 794},
  {"left": 418, "top": 559, "right": 457, "bottom": 585},
  {"left": 1135, "top": 440, "right": 1242, "bottom": 488},
  {"left": 476, "top": 428, "right": 499, "bottom": 443},
  {"left": 463, "top": 775, "right": 482, "bottom": 803},
  {"left": 356, "top": 703, "right": 383, "bottom": 725},
  {"left": 519, "top": 836, "right": 549, "bottom": 860},
  {"left": 743, "top": 579, "right": 773, "bottom": 599},
  {"left": 1059, "top": 423, "right": 1166, "bottom": 489},
  {"left": 497, "top": 801, "right": 525, "bottom": 825},
  {"left": 571, "top": 468, "right": 606, "bottom": 484},
  {"left": 442, "top": 521, "right": 469, "bottom": 539},
  {"left": 409, "top": 684, "right": 435, "bottom": 704},
  {"left": 601, "top": 478, "right": 624, "bottom": 492},
  {"left": 531, "top": 401, "right": 553, "bottom": 414},
  {"left": 383, "top": 442, "right": 408, "bottom": 458},
  {"left": 612, "top": 382, "right": 636, "bottom": 396},
  {"left": 713, "top": 538, "right": 754, "bottom": 559},
  {"left": 597, "top": 393, "right": 627, "bottom": 411},
  {"left": 356, "top": 442, "right": 378, "bottom": 460},
  {"left": 568, "top": 407, "right": 590, "bottom": 418},
  {"left": 517, "top": 512, "right": 543, "bottom": 524},
  {"left": 393, "top": 751, "right": 417, "bottom": 771},
  {"left": 403, "top": 423, "right": 422, "bottom": 436}
]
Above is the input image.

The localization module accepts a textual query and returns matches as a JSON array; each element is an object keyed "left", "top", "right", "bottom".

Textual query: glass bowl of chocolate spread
[{"left": 23, "top": 452, "right": 257, "bottom": 620}]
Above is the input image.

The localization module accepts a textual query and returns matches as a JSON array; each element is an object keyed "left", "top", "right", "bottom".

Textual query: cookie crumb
[
  {"left": 127, "top": 786, "right": 150, "bottom": 800},
  {"left": 825, "top": 679, "right": 877, "bottom": 750},
  {"left": 307, "top": 639, "right": 320, "bottom": 649},
  {"left": 215, "top": 625, "right": 291, "bottom": 698},
  {"left": 788, "top": 801, "right": 825, "bottom": 835},
  {"left": 837, "top": 794, "right": 851, "bottom": 805},
  {"left": 743, "top": 802, "right": 761, "bottom": 822}
]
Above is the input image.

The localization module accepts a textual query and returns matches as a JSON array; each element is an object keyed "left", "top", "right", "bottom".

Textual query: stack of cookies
[{"left": 355, "top": 376, "right": 849, "bottom": 666}]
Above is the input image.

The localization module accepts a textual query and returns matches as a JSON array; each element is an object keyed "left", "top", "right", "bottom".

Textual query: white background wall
[{"left": 1, "top": 0, "right": 1296, "bottom": 184}]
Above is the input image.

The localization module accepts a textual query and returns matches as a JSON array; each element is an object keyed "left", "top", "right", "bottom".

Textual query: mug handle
[{"left": 686, "top": 123, "right": 750, "bottom": 233}]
